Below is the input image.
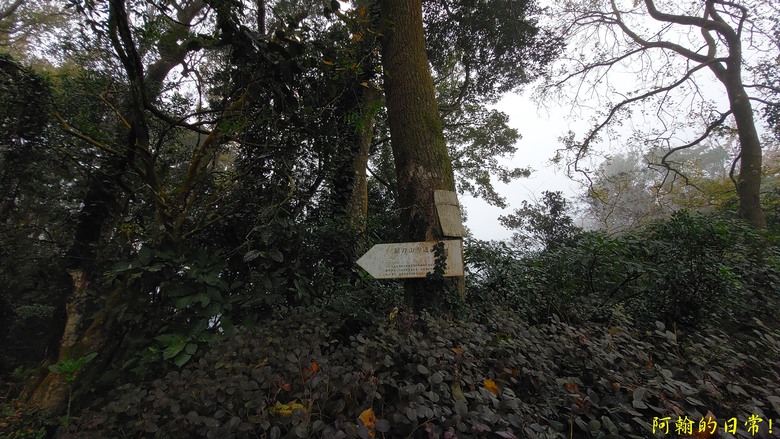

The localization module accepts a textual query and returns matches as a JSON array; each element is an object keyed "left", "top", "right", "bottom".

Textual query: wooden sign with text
[{"left": 356, "top": 240, "right": 464, "bottom": 279}]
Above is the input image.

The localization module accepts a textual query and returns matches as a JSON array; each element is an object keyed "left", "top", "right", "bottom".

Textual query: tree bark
[
  {"left": 326, "top": 84, "right": 380, "bottom": 278},
  {"left": 644, "top": 0, "right": 767, "bottom": 228},
  {"left": 346, "top": 86, "right": 381, "bottom": 235},
  {"left": 729, "top": 86, "right": 766, "bottom": 228},
  {"left": 378, "top": 0, "right": 465, "bottom": 310},
  {"left": 717, "top": 49, "right": 766, "bottom": 228}
]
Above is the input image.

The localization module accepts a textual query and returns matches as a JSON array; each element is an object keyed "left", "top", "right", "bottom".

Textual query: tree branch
[
  {"left": 53, "top": 111, "right": 123, "bottom": 156},
  {"left": 643, "top": 0, "right": 732, "bottom": 35},
  {"left": 572, "top": 61, "right": 715, "bottom": 176},
  {"left": 0, "top": 0, "right": 24, "bottom": 20},
  {"left": 658, "top": 109, "right": 733, "bottom": 171},
  {"left": 610, "top": 0, "right": 717, "bottom": 65}
]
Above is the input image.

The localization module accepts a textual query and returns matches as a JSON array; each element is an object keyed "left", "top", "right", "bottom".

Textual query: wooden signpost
[
  {"left": 356, "top": 240, "right": 464, "bottom": 279},
  {"left": 433, "top": 190, "right": 465, "bottom": 237}
]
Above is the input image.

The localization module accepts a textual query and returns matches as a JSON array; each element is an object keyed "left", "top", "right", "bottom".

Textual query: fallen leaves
[
  {"left": 302, "top": 361, "right": 320, "bottom": 381},
  {"left": 269, "top": 402, "right": 306, "bottom": 416},
  {"left": 359, "top": 408, "right": 377, "bottom": 437},
  {"left": 483, "top": 378, "right": 500, "bottom": 396}
]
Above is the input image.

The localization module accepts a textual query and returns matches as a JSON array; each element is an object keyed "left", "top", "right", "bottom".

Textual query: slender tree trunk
[
  {"left": 325, "top": 84, "right": 380, "bottom": 281},
  {"left": 728, "top": 81, "right": 766, "bottom": 228},
  {"left": 24, "top": 158, "right": 127, "bottom": 413},
  {"left": 378, "top": 0, "right": 465, "bottom": 311},
  {"left": 256, "top": 0, "right": 266, "bottom": 35},
  {"left": 346, "top": 86, "right": 382, "bottom": 235},
  {"left": 710, "top": 32, "right": 767, "bottom": 229}
]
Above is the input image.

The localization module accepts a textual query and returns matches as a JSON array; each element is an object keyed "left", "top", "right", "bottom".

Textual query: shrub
[
  {"left": 64, "top": 305, "right": 780, "bottom": 438},
  {"left": 467, "top": 212, "right": 780, "bottom": 330}
]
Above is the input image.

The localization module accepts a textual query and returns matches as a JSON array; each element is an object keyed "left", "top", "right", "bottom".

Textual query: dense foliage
[
  {"left": 1, "top": 0, "right": 779, "bottom": 437},
  {"left": 54, "top": 301, "right": 780, "bottom": 438},
  {"left": 471, "top": 211, "right": 780, "bottom": 329},
  {"left": 4, "top": 209, "right": 779, "bottom": 438}
]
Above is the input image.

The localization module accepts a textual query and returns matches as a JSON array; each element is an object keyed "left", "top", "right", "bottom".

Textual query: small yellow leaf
[
  {"left": 270, "top": 402, "right": 306, "bottom": 416},
  {"left": 322, "top": 60, "right": 334, "bottom": 65},
  {"left": 483, "top": 378, "right": 499, "bottom": 396},
  {"left": 388, "top": 307, "right": 398, "bottom": 320},
  {"left": 359, "top": 408, "right": 377, "bottom": 437},
  {"left": 451, "top": 382, "right": 466, "bottom": 403}
]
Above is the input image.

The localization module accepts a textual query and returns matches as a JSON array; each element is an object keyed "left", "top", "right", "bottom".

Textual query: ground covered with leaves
[{"left": 57, "top": 305, "right": 779, "bottom": 439}]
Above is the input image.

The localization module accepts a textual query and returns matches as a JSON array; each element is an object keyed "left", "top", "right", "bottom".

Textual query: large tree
[
  {"left": 355, "top": 0, "right": 561, "bottom": 308},
  {"left": 542, "top": 0, "right": 779, "bottom": 228},
  {"left": 377, "top": 0, "right": 464, "bottom": 309}
]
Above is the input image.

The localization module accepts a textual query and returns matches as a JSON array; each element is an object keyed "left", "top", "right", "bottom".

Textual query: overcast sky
[
  {"left": 460, "top": 89, "right": 587, "bottom": 242},
  {"left": 456, "top": 0, "right": 779, "bottom": 242}
]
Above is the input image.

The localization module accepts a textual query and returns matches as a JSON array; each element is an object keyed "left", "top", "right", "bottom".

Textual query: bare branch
[
  {"left": 547, "top": 46, "right": 645, "bottom": 89},
  {"left": 643, "top": 0, "right": 733, "bottom": 36},
  {"left": 574, "top": 61, "right": 715, "bottom": 171},
  {"left": 0, "top": 0, "right": 24, "bottom": 20},
  {"left": 610, "top": 0, "right": 717, "bottom": 64},
  {"left": 729, "top": 151, "right": 741, "bottom": 186},
  {"left": 744, "top": 83, "right": 780, "bottom": 94},
  {"left": 53, "top": 111, "right": 123, "bottom": 156},
  {"left": 748, "top": 96, "right": 779, "bottom": 106},
  {"left": 643, "top": 109, "right": 734, "bottom": 193}
]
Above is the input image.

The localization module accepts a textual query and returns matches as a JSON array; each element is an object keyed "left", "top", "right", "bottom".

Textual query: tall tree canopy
[
  {"left": 0, "top": 0, "right": 562, "bottom": 424},
  {"left": 542, "top": 0, "right": 779, "bottom": 228}
]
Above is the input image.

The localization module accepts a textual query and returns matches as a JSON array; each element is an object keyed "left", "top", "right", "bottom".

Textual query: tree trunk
[
  {"left": 346, "top": 86, "right": 381, "bottom": 235},
  {"left": 378, "top": 0, "right": 465, "bottom": 311},
  {"left": 726, "top": 78, "right": 766, "bottom": 228},
  {"left": 24, "top": 157, "right": 127, "bottom": 413},
  {"left": 26, "top": 279, "right": 123, "bottom": 414},
  {"left": 709, "top": 28, "right": 767, "bottom": 229}
]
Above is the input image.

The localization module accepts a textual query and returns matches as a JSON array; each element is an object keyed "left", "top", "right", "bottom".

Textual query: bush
[
  {"left": 64, "top": 305, "right": 780, "bottom": 438},
  {"left": 466, "top": 212, "right": 780, "bottom": 330}
]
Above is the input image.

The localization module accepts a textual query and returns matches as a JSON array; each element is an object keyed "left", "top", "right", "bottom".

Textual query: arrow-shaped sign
[{"left": 356, "top": 240, "right": 464, "bottom": 279}]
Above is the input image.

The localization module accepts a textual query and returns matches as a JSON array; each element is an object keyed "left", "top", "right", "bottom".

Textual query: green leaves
[
  {"left": 470, "top": 211, "right": 780, "bottom": 330},
  {"left": 155, "top": 331, "right": 205, "bottom": 367},
  {"left": 48, "top": 352, "right": 98, "bottom": 382},
  {"left": 69, "top": 304, "right": 780, "bottom": 438},
  {"left": 245, "top": 248, "right": 284, "bottom": 263}
]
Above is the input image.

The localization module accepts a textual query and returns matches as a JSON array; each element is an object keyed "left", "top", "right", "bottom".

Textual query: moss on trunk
[{"left": 378, "top": 0, "right": 465, "bottom": 310}]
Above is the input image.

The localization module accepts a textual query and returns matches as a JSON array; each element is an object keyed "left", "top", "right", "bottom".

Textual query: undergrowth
[{"left": 62, "top": 306, "right": 780, "bottom": 438}]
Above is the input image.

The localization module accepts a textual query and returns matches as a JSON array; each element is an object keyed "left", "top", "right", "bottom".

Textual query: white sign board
[
  {"left": 356, "top": 240, "right": 464, "bottom": 279},
  {"left": 434, "top": 190, "right": 465, "bottom": 237}
]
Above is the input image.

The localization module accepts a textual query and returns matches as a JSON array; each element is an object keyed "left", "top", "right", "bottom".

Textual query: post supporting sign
[{"left": 356, "top": 240, "right": 464, "bottom": 279}]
